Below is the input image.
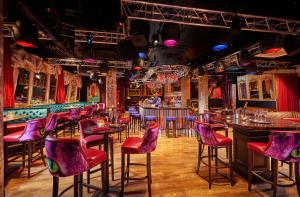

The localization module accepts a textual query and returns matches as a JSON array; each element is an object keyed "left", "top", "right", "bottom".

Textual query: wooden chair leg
[
  {"left": 110, "top": 142, "right": 114, "bottom": 181},
  {"left": 73, "top": 175, "right": 79, "bottom": 197},
  {"left": 22, "top": 143, "right": 26, "bottom": 168},
  {"left": 147, "top": 153, "right": 152, "bottom": 197},
  {"left": 28, "top": 141, "right": 32, "bottom": 178},
  {"left": 197, "top": 142, "right": 202, "bottom": 174},
  {"left": 208, "top": 146, "right": 212, "bottom": 189},
  {"left": 174, "top": 121, "right": 177, "bottom": 138},
  {"left": 248, "top": 149, "right": 253, "bottom": 191},
  {"left": 229, "top": 145, "right": 233, "bottom": 186},
  {"left": 39, "top": 139, "right": 46, "bottom": 166},
  {"left": 121, "top": 153, "right": 125, "bottom": 197},
  {"left": 126, "top": 154, "right": 130, "bottom": 184},
  {"left": 101, "top": 162, "right": 107, "bottom": 194},
  {"left": 272, "top": 159, "right": 278, "bottom": 197},
  {"left": 87, "top": 170, "right": 90, "bottom": 193},
  {"left": 79, "top": 174, "right": 83, "bottom": 197},
  {"left": 52, "top": 176, "right": 59, "bottom": 197},
  {"left": 215, "top": 146, "right": 218, "bottom": 174}
]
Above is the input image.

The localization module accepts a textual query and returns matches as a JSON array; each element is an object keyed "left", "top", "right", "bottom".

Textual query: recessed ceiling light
[{"left": 212, "top": 43, "right": 228, "bottom": 52}]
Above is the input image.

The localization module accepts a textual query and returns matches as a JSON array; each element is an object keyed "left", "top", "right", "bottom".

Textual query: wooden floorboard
[{"left": 4, "top": 129, "right": 299, "bottom": 197}]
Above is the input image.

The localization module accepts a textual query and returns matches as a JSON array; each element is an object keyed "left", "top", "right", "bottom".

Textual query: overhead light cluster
[{"left": 12, "top": 20, "right": 39, "bottom": 48}]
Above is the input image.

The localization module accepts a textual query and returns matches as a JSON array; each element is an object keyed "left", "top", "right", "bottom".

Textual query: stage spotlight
[
  {"left": 161, "top": 23, "right": 180, "bottom": 47},
  {"left": 231, "top": 15, "right": 245, "bottom": 30},
  {"left": 12, "top": 20, "right": 38, "bottom": 48},
  {"left": 86, "top": 34, "right": 93, "bottom": 45},
  {"left": 212, "top": 43, "right": 228, "bottom": 52},
  {"left": 261, "top": 34, "right": 282, "bottom": 54},
  {"left": 152, "top": 34, "right": 159, "bottom": 45},
  {"left": 239, "top": 49, "right": 252, "bottom": 67}
]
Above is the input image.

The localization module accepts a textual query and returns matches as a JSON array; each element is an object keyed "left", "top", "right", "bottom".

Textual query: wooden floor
[{"left": 4, "top": 128, "right": 299, "bottom": 197}]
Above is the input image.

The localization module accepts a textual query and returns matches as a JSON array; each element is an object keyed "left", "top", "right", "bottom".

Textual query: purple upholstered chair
[
  {"left": 121, "top": 123, "right": 159, "bottom": 197},
  {"left": 80, "top": 105, "right": 94, "bottom": 119},
  {"left": 45, "top": 137, "right": 107, "bottom": 197},
  {"left": 67, "top": 108, "right": 81, "bottom": 137},
  {"left": 195, "top": 122, "right": 233, "bottom": 189},
  {"left": 45, "top": 113, "right": 58, "bottom": 137},
  {"left": 248, "top": 130, "right": 300, "bottom": 197},
  {"left": 78, "top": 118, "right": 114, "bottom": 192},
  {"left": 4, "top": 118, "right": 46, "bottom": 178}
]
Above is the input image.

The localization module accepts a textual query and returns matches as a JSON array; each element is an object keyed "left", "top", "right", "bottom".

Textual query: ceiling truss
[
  {"left": 4, "top": 24, "right": 127, "bottom": 45},
  {"left": 47, "top": 58, "right": 131, "bottom": 69},
  {"left": 121, "top": 0, "right": 300, "bottom": 35}
]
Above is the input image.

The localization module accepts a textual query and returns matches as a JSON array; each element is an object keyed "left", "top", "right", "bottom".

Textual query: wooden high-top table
[{"left": 212, "top": 114, "right": 300, "bottom": 178}]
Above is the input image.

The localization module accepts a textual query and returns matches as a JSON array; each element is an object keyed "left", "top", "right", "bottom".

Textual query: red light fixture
[
  {"left": 133, "top": 66, "right": 142, "bottom": 71},
  {"left": 263, "top": 47, "right": 281, "bottom": 54},
  {"left": 16, "top": 41, "right": 36, "bottom": 48}
]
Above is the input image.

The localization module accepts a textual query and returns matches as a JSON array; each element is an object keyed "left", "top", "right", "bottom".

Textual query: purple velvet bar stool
[
  {"left": 67, "top": 108, "right": 81, "bottom": 137},
  {"left": 45, "top": 113, "right": 58, "bottom": 137},
  {"left": 45, "top": 137, "right": 107, "bottom": 197},
  {"left": 121, "top": 123, "right": 159, "bottom": 197},
  {"left": 4, "top": 118, "right": 46, "bottom": 178},
  {"left": 195, "top": 122, "right": 233, "bottom": 189},
  {"left": 78, "top": 118, "right": 115, "bottom": 192},
  {"left": 248, "top": 130, "right": 300, "bottom": 197}
]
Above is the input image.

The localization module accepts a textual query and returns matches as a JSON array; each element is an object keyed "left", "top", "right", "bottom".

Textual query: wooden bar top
[{"left": 213, "top": 114, "right": 300, "bottom": 130}]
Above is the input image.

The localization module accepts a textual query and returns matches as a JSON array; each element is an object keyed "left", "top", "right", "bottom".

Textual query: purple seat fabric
[
  {"left": 122, "top": 123, "right": 159, "bottom": 154},
  {"left": 68, "top": 108, "right": 81, "bottom": 120},
  {"left": 45, "top": 137, "right": 107, "bottom": 177},
  {"left": 166, "top": 116, "right": 176, "bottom": 121},
  {"left": 144, "top": 115, "right": 156, "bottom": 121},
  {"left": 81, "top": 105, "right": 94, "bottom": 117},
  {"left": 185, "top": 116, "right": 196, "bottom": 121},
  {"left": 45, "top": 113, "right": 58, "bottom": 134},
  {"left": 264, "top": 131, "right": 300, "bottom": 162},
  {"left": 201, "top": 113, "right": 216, "bottom": 124},
  {"left": 195, "top": 122, "right": 232, "bottom": 147},
  {"left": 132, "top": 113, "right": 141, "bottom": 118},
  {"left": 4, "top": 118, "right": 46, "bottom": 142}
]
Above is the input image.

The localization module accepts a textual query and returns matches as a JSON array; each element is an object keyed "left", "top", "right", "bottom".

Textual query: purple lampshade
[
  {"left": 83, "top": 58, "right": 97, "bottom": 63},
  {"left": 163, "top": 39, "right": 177, "bottom": 47}
]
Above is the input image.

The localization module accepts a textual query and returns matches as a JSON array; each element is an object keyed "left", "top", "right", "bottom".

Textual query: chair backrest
[
  {"left": 195, "top": 122, "right": 219, "bottom": 146},
  {"left": 84, "top": 105, "right": 94, "bottom": 116},
  {"left": 19, "top": 118, "right": 46, "bottom": 142},
  {"left": 139, "top": 123, "right": 160, "bottom": 153},
  {"left": 45, "top": 113, "right": 58, "bottom": 133},
  {"left": 78, "top": 118, "right": 103, "bottom": 140},
  {"left": 201, "top": 113, "right": 216, "bottom": 124},
  {"left": 45, "top": 137, "right": 89, "bottom": 177},
  {"left": 264, "top": 131, "right": 300, "bottom": 162},
  {"left": 98, "top": 103, "right": 105, "bottom": 111},
  {"left": 69, "top": 108, "right": 81, "bottom": 120}
]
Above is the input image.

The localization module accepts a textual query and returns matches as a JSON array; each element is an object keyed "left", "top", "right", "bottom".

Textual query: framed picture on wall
[
  {"left": 171, "top": 81, "right": 181, "bottom": 92},
  {"left": 208, "top": 76, "right": 222, "bottom": 99}
]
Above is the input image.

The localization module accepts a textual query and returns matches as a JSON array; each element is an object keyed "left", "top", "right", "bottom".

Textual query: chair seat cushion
[
  {"left": 82, "top": 148, "right": 107, "bottom": 168},
  {"left": 185, "top": 116, "right": 196, "bottom": 121},
  {"left": 166, "top": 116, "right": 176, "bottom": 121},
  {"left": 81, "top": 135, "right": 114, "bottom": 148},
  {"left": 247, "top": 142, "right": 268, "bottom": 155},
  {"left": 145, "top": 115, "right": 156, "bottom": 121},
  {"left": 210, "top": 123, "right": 225, "bottom": 130},
  {"left": 214, "top": 133, "right": 232, "bottom": 146},
  {"left": 118, "top": 118, "right": 129, "bottom": 124},
  {"left": 56, "top": 112, "right": 69, "bottom": 120},
  {"left": 7, "top": 123, "right": 26, "bottom": 134},
  {"left": 4, "top": 131, "right": 23, "bottom": 142},
  {"left": 121, "top": 137, "right": 143, "bottom": 154}
]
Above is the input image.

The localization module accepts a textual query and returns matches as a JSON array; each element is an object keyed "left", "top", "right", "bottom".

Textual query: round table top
[
  {"left": 85, "top": 124, "right": 124, "bottom": 135},
  {"left": 212, "top": 114, "right": 300, "bottom": 130}
]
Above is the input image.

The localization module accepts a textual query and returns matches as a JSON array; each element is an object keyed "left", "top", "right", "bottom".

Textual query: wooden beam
[{"left": 0, "top": 0, "right": 5, "bottom": 195}]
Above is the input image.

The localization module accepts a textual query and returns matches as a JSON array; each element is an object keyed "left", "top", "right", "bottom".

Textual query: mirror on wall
[
  {"left": 249, "top": 79, "right": 259, "bottom": 99},
  {"left": 32, "top": 73, "right": 47, "bottom": 104},
  {"left": 49, "top": 75, "right": 57, "bottom": 102},
  {"left": 238, "top": 80, "right": 247, "bottom": 100},
  {"left": 15, "top": 68, "right": 30, "bottom": 104},
  {"left": 261, "top": 78, "right": 274, "bottom": 99}
]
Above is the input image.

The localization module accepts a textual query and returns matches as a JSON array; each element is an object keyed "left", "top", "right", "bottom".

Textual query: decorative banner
[
  {"left": 87, "top": 83, "right": 100, "bottom": 103},
  {"left": 198, "top": 75, "right": 208, "bottom": 113},
  {"left": 106, "top": 69, "right": 117, "bottom": 108}
]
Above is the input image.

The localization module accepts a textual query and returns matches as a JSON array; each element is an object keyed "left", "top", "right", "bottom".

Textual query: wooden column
[
  {"left": 106, "top": 69, "right": 117, "bottom": 108},
  {"left": 198, "top": 75, "right": 208, "bottom": 113},
  {"left": 0, "top": 0, "right": 5, "bottom": 194},
  {"left": 180, "top": 76, "right": 190, "bottom": 107}
]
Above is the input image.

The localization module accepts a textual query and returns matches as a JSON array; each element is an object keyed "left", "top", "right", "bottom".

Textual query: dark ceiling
[{"left": 5, "top": 0, "right": 300, "bottom": 71}]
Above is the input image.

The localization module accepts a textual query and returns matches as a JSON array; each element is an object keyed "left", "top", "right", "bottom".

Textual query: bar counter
[
  {"left": 139, "top": 106, "right": 190, "bottom": 129},
  {"left": 212, "top": 114, "right": 300, "bottom": 178}
]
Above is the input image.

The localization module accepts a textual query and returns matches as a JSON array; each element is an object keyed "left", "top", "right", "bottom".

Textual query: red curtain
[
  {"left": 3, "top": 39, "right": 15, "bottom": 108},
  {"left": 276, "top": 74, "right": 299, "bottom": 112},
  {"left": 56, "top": 72, "right": 66, "bottom": 103}
]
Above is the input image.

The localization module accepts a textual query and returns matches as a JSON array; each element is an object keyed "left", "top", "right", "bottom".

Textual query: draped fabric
[
  {"left": 56, "top": 72, "right": 66, "bottom": 104},
  {"left": 276, "top": 74, "right": 299, "bottom": 112},
  {"left": 222, "top": 75, "right": 232, "bottom": 109},
  {"left": 3, "top": 39, "right": 15, "bottom": 108}
]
